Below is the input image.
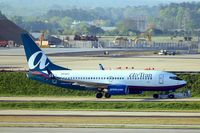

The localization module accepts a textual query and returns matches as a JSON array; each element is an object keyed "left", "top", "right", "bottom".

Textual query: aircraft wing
[
  {"left": 58, "top": 78, "right": 109, "bottom": 88},
  {"left": 46, "top": 69, "right": 109, "bottom": 88}
]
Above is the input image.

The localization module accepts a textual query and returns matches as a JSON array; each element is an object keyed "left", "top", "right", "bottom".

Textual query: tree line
[{"left": 6, "top": 2, "right": 200, "bottom": 36}]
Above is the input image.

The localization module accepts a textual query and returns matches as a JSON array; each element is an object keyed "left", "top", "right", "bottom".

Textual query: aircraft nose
[{"left": 181, "top": 80, "right": 187, "bottom": 86}]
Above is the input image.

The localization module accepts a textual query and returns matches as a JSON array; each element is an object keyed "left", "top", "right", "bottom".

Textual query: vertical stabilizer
[{"left": 21, "top": 33, "right": 70, "bottom": 71}]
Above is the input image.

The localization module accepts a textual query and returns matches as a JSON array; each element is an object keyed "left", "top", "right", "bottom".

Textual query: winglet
[{"left": 99, "top": 64, "right": 105, "bottom": 70}]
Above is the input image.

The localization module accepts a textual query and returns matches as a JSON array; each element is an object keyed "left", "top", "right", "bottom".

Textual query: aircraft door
[{"left": 159, "top": 74, "right": 164, "bottom": 84}]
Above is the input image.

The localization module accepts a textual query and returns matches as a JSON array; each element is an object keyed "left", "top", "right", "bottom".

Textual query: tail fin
[{"left": 21, "top": 33, "right": 70, "bottom": 71}]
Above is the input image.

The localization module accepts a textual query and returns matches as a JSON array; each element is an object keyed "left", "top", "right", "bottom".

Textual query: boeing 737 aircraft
[{"left": 21, "top": 34, "right": 187, "bottom": 99}]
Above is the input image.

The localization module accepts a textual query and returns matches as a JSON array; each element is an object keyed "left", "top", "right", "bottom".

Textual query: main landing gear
[
  {"left": 96, "top": 92, "right": 103, "bottom": 98},
  {"left": 96, "top": 90, "right": 111, "bottom": 99}
]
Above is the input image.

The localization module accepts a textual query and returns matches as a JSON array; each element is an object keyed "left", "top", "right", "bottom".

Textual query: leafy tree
[
  {"left": 117, "top": 18, "right": 140, "bottom": 36},
  {"left": 6, "top": 2, "right": 200, "bottom": 36},
  {"left": 87, "top": 25, "right": 104, "bottom": 35}
]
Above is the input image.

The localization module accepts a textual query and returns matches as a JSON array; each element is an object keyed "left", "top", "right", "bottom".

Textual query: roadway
[
  {"left": 1, "top": 47, "right": 200, "bottom": 71},
  {"left": 0, "top": 110, "right": 200, "bottom": 117},
  {"left": 0, "top": 97, "right": 200, "bottom": 102},
  {"left": 0, "top": 47, "right": 124, "bottom": 56},
  {"left": 1, "top": 110, "right": 200, "bottom": 130},
  {"left": 0, "top": 127, "right": 199, "bottom": 133},
  {"left": 1, "top": 128, "right": 200, "bottom": 133}
]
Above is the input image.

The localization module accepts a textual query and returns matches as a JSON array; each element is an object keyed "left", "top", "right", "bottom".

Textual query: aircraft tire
[
  {"left": 168, "top": 94, "right": 175, "bottom": 99},
  {"left": 52, "top": 79, "right": 57, "bottom": 84},
  {"left": 104, "top": 93, "right": 111, "bottom": 98},
  {"left": 153, "top": 94, "right": 159, "bottom": 99},
  {"left": 96, "top": 93, "right": 103, "bottom": 99}
]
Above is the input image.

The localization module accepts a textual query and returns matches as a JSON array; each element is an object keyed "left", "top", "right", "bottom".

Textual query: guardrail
[{"left": 0, "top": 66, "right": 28, "bottom": 72}]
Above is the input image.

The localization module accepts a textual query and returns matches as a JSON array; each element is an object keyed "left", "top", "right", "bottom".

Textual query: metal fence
[
  {"left": 66, "top": 40, "right": 199, "bottom": 53},
  {"left": 101, "top": 41, "right": 200, "bottom": 53}
]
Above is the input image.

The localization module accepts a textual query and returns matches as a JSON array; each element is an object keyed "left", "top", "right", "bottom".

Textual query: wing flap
[{"left": 60, "top": 78, "right": 109, "bottom": 88}]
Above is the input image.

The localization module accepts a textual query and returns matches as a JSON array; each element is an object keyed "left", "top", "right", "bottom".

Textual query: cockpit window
[{"left": 170, "top": 76, "right": 182, "bottom": 81}]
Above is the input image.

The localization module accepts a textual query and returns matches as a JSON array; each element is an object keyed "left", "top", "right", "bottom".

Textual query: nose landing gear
[{"left": 153, "top": 91, "right": 191, "bottom": 99}]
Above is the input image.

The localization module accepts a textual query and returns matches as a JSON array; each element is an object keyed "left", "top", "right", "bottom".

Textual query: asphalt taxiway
[
  {"left": 1, "top": 47, "right": 200, "bottom": 71},
  {"left": 0, "top": 110, "right": 200, "bottom": 117},
  {"left": 1, "top": 128, "right": 200, "bottom": 133},
  {"left": 1, "top": 109, "right": 199, "bottom": 130}
]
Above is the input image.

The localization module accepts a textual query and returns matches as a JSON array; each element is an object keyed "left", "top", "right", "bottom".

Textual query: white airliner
[{"left": 21, "top": 34, "right": 187, "bottom": 99}]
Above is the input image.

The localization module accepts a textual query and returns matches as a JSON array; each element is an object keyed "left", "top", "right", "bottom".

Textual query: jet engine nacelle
[{"left": 107, "top": 85, "right": 128, "bottom": 95}]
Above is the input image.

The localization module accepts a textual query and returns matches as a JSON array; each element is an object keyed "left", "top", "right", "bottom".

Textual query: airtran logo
[
  {"left": 129, "top": 73, "right": 152, "bottom": 80},
  {"left": 28, "top": 51, "right": 49, "bottom": 70}
]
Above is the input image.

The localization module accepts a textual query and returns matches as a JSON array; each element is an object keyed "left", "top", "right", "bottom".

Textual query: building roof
[
  {"left": 0, "top": 18, "right": 28, "bottom": 44},
  {"left": 30, "top": 32, "right": 42, "bottom": 39}
]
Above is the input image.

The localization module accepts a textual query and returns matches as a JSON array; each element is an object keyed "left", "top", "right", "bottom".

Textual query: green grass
[
  {"left": 0, "top": 123, "right": 200, "bottom": 129},
  {"left": 0, "top": 116, "right": 200, "bottom": 129},
  {"left": 0, "top": 101, "right": 200, "bottom": 111},
  {"left": 0, "top": 72, "right": 94, "bottom": 96},
  {"left": 0, "top": 72, "right": 200, "bottom": 97}
]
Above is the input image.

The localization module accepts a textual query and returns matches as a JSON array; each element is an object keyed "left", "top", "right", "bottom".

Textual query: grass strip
[
  {"left": 0, "top": 124, "right": 200, "bottom": 129},
  {"left": 1, "top": 72, "right": 200, "bottom": 97},
  {"left": 1, "top": 116, "right": 200, "bottom": 125},
  {"left": 0, "top": 101, "right": 200, "bottom": 111}
]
